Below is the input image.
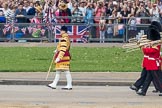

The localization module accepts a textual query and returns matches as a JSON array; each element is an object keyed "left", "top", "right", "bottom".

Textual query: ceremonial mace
[{"left": 45, "top": 53, "right": 55, "bottom": 80}]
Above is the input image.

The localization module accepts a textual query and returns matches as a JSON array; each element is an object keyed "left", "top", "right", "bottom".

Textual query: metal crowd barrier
[
  {"left": 0, "top": 23, "right": 126, "bottom": 43},
  {"left": 0, "top": 16, "right": 160, "bottom": 43},
  {"left": 0, "top": 23, "right": 152, "bottom": 43}
]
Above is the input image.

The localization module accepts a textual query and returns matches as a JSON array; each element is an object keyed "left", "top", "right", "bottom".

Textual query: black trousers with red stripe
[
  {"left": 141, "top": 70, "right": 162, "bottom": 94},
  {"left": 134, "top": 68, "right": 159, "bottom": 90},
  {"left": 134, "top": 68, "right": 147, "bottom": 89}
]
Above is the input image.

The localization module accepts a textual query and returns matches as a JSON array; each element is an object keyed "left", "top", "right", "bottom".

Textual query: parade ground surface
[{"left": 0, "top": 43, "right": 162, "bottom": 108}]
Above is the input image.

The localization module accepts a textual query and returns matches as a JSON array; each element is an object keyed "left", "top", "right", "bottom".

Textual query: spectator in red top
[
  {"left": 94, "top": 0, "right": 105, "bottom": 23},
  {"left": 58, "top": 0, "right": 71, "bottom": 23}
]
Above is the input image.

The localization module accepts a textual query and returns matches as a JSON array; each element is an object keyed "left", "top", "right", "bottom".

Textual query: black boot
[
  {"left": 130, "top": 85, "right": 138, "bottom": 91},
  {"left": 159, "top": 92, "right": 162, "bottom": 96},
  {"left": 136, "top": 89, "right": 146, "bottom": 96},
  {"left": 152, "top": 89, "right": 159, "bottom": 93}
]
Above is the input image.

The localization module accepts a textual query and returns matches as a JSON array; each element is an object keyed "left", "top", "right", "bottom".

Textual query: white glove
[
  {"left": 53, "top": 50, "right": 57, "bottom": 53},
  {"left": 55, "top": 58, "right": 60, "bottom": 63}
]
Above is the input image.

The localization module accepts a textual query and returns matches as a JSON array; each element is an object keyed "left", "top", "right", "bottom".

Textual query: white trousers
[{"left": 50, "top": 70, "right": 72, "bottom": 88}]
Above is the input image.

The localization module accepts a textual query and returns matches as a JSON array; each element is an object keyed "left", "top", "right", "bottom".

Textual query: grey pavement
[
  {"left": 0, "top": 72, "right": 141, "bottom": 86},
  {"left": 0, "top": 85, "right": 161, "bottom": 108}
]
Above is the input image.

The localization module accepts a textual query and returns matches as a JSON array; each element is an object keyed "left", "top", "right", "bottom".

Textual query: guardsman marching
[
  {"left": 130, "top": 21, "right": 162, "bottom": 95},
  {"left": 47, "top": 26, "right": 72, "bottom": 90},
  {"left": 136, "top": 21, "right": 162, "bottom": 96}
]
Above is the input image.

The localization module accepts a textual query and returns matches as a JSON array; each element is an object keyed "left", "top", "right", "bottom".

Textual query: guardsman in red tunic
[
  {"left": 136, "top": 23, "right": 162, "bottom": 96},
  {"left": 129, "top": 51, "right": 149, "bottom": 92},
  {"left": 129, "top": 21, "right": 161, "bottom": 92},
  {"left": 47, "top": 26, "right": 72, "bottom": 90}
]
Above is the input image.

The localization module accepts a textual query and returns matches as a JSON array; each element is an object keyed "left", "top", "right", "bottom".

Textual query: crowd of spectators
[
  {"left": 0, "top": 0, "right": 161, "bottom": 24},
  {"left": 0, "top": 0, "right": 162, "bottom": 42}
]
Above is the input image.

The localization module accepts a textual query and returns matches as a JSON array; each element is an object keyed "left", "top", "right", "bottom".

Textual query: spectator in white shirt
[
  {"left": 79, "top": 1, "right": 86, "bottom": 17},
  {"left": 150, "top": 3, "right": 160, "bottom": 18},
  {"left": 1, "top": 2, "right": 11, "bottom": 18},
  {"left": 23, "top": 0, "right": 31, "bottom": 13}
]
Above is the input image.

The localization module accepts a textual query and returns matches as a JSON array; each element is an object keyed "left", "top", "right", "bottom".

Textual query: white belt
[
  {"left": 144, "top": 55, "right": 160, "bottom": 66},
  {"left": 148, "top": 58, "right": 155, "bottom": 60},
  {"left": 144, "top": 55, "right": 149, "bottom": 58},
  {"left": 144, "top": 55, "right": 155, "bottom": 60}
]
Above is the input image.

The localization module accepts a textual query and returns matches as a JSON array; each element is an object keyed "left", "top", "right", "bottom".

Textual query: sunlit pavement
[{"left": 0, "top": 85, "right": 161, "bottom": 108}]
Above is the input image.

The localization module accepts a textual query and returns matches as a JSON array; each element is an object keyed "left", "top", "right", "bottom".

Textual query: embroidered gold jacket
[{"left": 54, "top": 33, "right": 71, "bottom": 70}]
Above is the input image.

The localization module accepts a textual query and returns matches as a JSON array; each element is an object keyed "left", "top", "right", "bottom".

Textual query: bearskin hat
[
  {"left": 147, "top": 25, "right": 161, "bottom": 41},
  {"left": 151, "top": 21, "right": 162, "bottom": 32},
  {"left": 61, "top": 26, "right": 68, "bottom": 32}
]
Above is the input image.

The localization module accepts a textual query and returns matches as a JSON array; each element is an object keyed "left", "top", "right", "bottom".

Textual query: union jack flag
[
  {"left": 4, "top": 24, "right": 12, "bottom": 31},
  {"left": 55, "top": 25, "right": 89, "bottom": 43}
]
